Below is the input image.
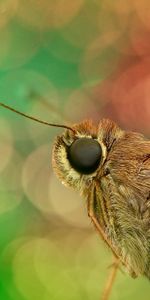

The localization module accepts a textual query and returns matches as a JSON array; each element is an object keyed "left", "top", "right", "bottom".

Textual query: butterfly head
[{"left": 52, "top": 120, "right": 107, "bottom": 193}]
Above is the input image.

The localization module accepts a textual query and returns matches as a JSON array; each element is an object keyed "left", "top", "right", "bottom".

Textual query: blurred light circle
[
  {"left": 0, "top": 150, "right": 23, "bottom": 214},
  {"left": 34, "top": 237, "right": 88, "bottom": 300},
  {"left": 22, "top": 144, "right": 52, "bottom": 213},
  {"left": 0, "top": 22, "right": 41, "bottom": 70},
  {"left": 0, "top": 70, "right": 58, "bottom": 107},
  {"left": 13, "top": 238, "right": 83, "bottom": 300},
  {"left": 1, "top": 237, "right": 31, "bottom": 267},
  {"left": 102, "top": 0, "right": 134, "bottom": 15},
  {"left": 134, "top": 0, "right": 150, "bottom": 31},
  {"left": 17, "top": 0, "right": 54, "bottom": 30},
  {"left": 0, "top": 0, "right": 18, "bottom": 28},
  {"left": 105, "top": 59, "right": 150, "bottom": 135},
  {"left": 44, "top": 32, "right": 83, "bottom": 63},
  {"left": 75, "top": 234, "right": 109, "bottom": 269},
  {"left": 0, "top": 118, "right": 13, "bottom": 174},
  {"left": 130, "top": 25, "right": 150, "bottom": 56},
  {"left": 64, "top": 89, "right": 102, "bottom": 123},
  {"left": 74, "top": 234, "right": 109, "bottom": 296},
  {"left": 113, "top": 35, "right": 135, "bottom": 56},
  {"left": 61, "top": 1, "right": 129, "bottom": 51},
  {"left": 49, "top": 173, "right": 91, "bottom": 229},
  {"left": 34, "top": 235, "right": 112, "bottom": 300},
  {"left": 97, "top": 10, "right": 128, "bottom": 40},
  {"left": 112, "top": 16, "right": 145, "bottom": 56},
  {"left": 96, "top": 4, "right": 136, "bottom": 57},
  {"left": 61, "top": 2, "right": 101, "bottom": 48},
  {"left": 80, "top": 36, "right": 119, "bottom": 86},
  {"left": 12, "top": 238, "right": 52, "bottom": 300},
  {"left": 49, "top": 0, "right": 85, "bottom": 29},
  {"left": 17, "top": 0, "right": 84, "bottom": 30},
  {"left": 0, "top": 70, "right": 60, "bottom": 141}
]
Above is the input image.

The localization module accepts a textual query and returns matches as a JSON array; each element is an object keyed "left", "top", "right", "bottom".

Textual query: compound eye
[{"left": 67, "top": 137, "right": 102, "bottom": 174}]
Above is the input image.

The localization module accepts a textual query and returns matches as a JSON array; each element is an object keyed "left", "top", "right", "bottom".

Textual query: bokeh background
[{"left": 0, "top": 1, "right": 150, "bottom": 300}]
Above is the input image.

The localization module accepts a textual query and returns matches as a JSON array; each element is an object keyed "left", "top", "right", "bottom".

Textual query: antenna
[{"left": 0, "top": 102, "right": 76, "bottom": 133}]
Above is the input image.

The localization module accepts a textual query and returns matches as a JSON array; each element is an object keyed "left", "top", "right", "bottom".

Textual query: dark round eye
[{"left": 67, "top": 137, "right": 102, "bottom": 174}]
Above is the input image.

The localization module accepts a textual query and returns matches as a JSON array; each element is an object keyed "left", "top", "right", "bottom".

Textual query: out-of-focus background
[{"left": 0, "top": 1, "right": 149, "bottom": 300}]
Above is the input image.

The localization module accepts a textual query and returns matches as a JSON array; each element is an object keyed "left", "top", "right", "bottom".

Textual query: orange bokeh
[
  {"left": 17, "top": 0, "right": 84, "bottom": 30},
  {"left": 0, "top": 0, "right": 18, "bottom": 28},
  {"left": 134, "top": 0, "right": 150, "bottom": 31},
  {"left": 95, "top": 58, "right": 150, "bottom": 135}
]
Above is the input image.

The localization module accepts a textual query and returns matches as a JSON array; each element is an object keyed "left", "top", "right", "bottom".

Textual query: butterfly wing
[{"left": 88, "top": 131, "right": 150, "bottom": 278}]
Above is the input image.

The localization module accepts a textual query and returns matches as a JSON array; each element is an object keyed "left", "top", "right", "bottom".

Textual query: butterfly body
[{"left": 52, "top": 118, "right": 150, "bottom": 279}]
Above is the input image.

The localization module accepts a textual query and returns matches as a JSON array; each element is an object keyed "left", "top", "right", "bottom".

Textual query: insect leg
[
  {"left": 87, "top": 186, "right": 119, "bottom": 259},
  {"left": 87, "top": 187, "right": 120, "bottom": 300},
  {"left": 101, "top": 256, "right": 120, "bottom": 300}
]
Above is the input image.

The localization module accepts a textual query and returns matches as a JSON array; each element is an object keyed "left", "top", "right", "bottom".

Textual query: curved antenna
[{"left": 0, "top": 102, "right": 75, "bottom": 133}]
